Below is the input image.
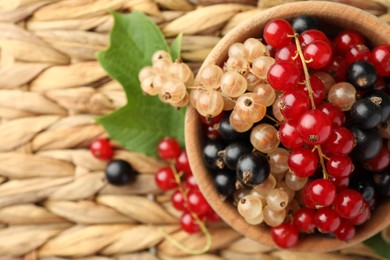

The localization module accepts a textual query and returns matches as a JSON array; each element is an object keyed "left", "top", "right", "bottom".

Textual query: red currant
[
  {"left": 199, "top": 111, "right": 225, "bottom": 126},
  {"left": 263, "top": 19, "right": 294, "bottom": 48},
  {"left": 187, "top": 189, "right": 211, "bottom": 215},
  {"left": 155, "top": 166, "right": 178, "bottom": 191},
  {"left": 171, "top": 189, "right": 186, "bottom": 211},
  {"left": 363, "top": 145, "right": 390, "bottom": 172},
  {"left": 330, "top": 176, "right": 350, "bottom": 191},
  {"left": 271, "top": 222, "right": 299, "bottom": 248},
  {"left": 334, "top": 30, "right": 366, "bottom": 54},
  {"left": 279, "top": 90, "right": 310, "bottom": 120},
  {"left": 321, "top": 127, "right": 355, "bottom": 156},
  {"left": 176, "top": 150, "right": 192, "bottom": 175},
  {"left": 288, "top": 147, "right": 318, "bottom": 178},
  {"left": 317, "top": 102, "right": 345, "bottom": 128},
  {"left": 371, "top": 44, "right": 390, "bottom": 76},
  {"left": 326, "top": 155, "right": 353, "bottom": 178},
  {"left": 349, "top": 201, "right": 370, "bottom": 225},
  {"left": 180, "top": 211, "right": 200, "bottom": 233},
  {"left": 157, "top": 137, "right": 181, "bottom": 160},
  {"left": 323, "top": 56, "right": 347, "bottom": 82},
  {"left": 185, "top": 174, "right": 199, "bottom": 190},
  {"left": 334, "top": 189, "right": 365, "bottom": 219},
  {"left": 334, "top": 220, "right": 356, "bottom": 241},
  {"left": 90, "top": 138, "right": 113, "bottom": 160},
  {"left": 293, "top": 207, "right": 316, "bottom": 233},
  {"left": 301, "top": 184, "right": 317, "bottom": 209},
  {"left": 297, "top": 109, "right": 332, "bottom": 145},
  {"left": 278, "top": 120, "right": 305, "bottom": 149},
  {"left": 203, "top": 208, "right": 221, "bottom": 222},
  {"left": 205, "top": 125, "right": 220, "bottom": 140},
  {"left": 306, "top": 179, "right": 336, "bottom": 207},
  {"left": 267, "top": 61, "right": 301, "bottom": 92},
  {"left": 299, "top": 75, "right": 326, "bottom": 105},
  {"left": 346, "top": 44, "right": 371, "bottom": 65},
  {"left": 275, "top": 44, "right": 302, "bottom": 70},
  {"left": 303, "top": 40, "right": 332, "bottom": 69},
  {"left": 315, "top": 207, "right": 341, "bottom": 233},
  {"left": 299, "top": 29, "right": 331, "bottom": 47}
]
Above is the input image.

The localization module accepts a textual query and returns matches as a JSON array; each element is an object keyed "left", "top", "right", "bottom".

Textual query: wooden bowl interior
[{"left": 185, "top": 1, "right": 390, "bottom": 252}]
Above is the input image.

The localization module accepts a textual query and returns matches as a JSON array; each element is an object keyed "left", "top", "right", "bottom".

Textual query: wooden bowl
[{"left": 185, "top": 1, "right": 390, "bottom": 252}]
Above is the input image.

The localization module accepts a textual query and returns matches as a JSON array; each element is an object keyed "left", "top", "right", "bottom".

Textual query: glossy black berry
[
  {"left": 349, "top": 174, "right": 376, "bottom": 202},
  {"left": 218, "top": 114, "right": 249, "bottom": 142},
  {"left": 349, "top": 98, "right": 382, "bottom": 129},
  {"left": 350, "top": 127, "right": 382, "bottom": 161},
  {"left": 220, "top": 141, "right": 253, "bottom": 170},
  {"left": 236, "top": 152, "right": 270, "bottom": 186},
  {"left": 105, "top": 159, "right": 136, "bottom": 185},
  {"left": 347, "top": 60, "right": 377, "bottom": 91},
  {"left": 213, "top": 169, "right": 236, "bottom": 198},
  {"left": 366, "top": 91, "right": 390, "bottom": 123},
  {"left": 202, "top": 140, "right": 225, "bottom": 170},
  {"left": 292, "top": 15, "right": 318, "bottom": 34},
  {"left": 373, "top": 169, "right": 390, "bottom": 198}
]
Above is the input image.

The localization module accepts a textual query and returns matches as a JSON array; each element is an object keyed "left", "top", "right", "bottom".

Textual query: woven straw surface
[{"left": 0, "top": 0, "right": 389, "bottom": 259}]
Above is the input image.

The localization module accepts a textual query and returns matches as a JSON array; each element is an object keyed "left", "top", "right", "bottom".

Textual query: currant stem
[
  {"left": 292, "top": 33, "right": 316, "bottom": 109},
  {"left": 159, "top": 161, "right": 212, "bottom": 254},
  {"left": 293, "top": 33, "right": 329, "bottom": 180}
]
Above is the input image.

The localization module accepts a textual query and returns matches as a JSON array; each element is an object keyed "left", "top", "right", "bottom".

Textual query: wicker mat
[{"left": 0, "top": 0, "right": 389, "bottom": 259}]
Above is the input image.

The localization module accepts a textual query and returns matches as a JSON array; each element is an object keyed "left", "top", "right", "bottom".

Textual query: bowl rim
[{"left": 185, "top": 0, "right": 390, "bottom": 252}]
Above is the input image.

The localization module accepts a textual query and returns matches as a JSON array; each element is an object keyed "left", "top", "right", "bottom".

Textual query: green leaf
[
  {"left": 170, "top": 33, "right": 183, "bottom": 61},
  {"left": 96, "top": 11, "right": 186, "bottom": 156},
  {"left": 364, "top": 234, "right": 390, "bottom": 259}
]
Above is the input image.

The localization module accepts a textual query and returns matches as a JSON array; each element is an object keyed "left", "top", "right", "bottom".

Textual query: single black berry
[
  {"left": 350, "top": 127, "right": 382, "bottom": 161},
  {"left": 218, "top": 114, "right": 249, "bottom": 142},
  {"left": 349, "top": 98, "right": 382, "bottom": 129},
  {"left": 220, "top": 141, "right": 253, "bottom": 170},
  {"left": 291, "top": 15, "right": 318, "bottom": 34},
  {"left": 347, "top": 60, "right": 377, "bottom": 91},
  {"left": 105, "top": 159, "right": 136, "bottom": 185},
  {"left": 236, "top": 152, "right": 270, "bottom": 186},
  {"left": 349, "top": 174, "right": 376, "bottom": 202},
  {"left": 202, "top": 140, "right": 225, "bottom": 170},
  {"left": 366, "top": 91, "right": 390, "bottom": 123},
  {"left": 213, "top": 169, "right": 236, "bottom": 199}
]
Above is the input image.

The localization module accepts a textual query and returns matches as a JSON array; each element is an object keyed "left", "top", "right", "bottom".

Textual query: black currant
[
  {"left": 349, "top": 98, "right": 382, "bottom": 129},
  {"left": 347, "top": 60, "right": 377, "bottom": 91},
  {"left": 291, "top": 15, "right": 318, "bottom": 34},
  {"left": 236, "top": 152, "right": 270, "bottom": 186},
  {"left": 350, "top": 127, "right": 382, "bottom": 161},
  {"left": 219, "top": 141, "right": 253, "bottom": 170},
  {"left": 213, "top": 169, "right": 236, "bottom": 199},
  {"left": 366, "top": 91, "right": 390, "bottom": 123},
  {"left": 105, "top": 159, "right": 136, "bottom": 185},
  {"left": 218, "top": 114, "right": 249, "bottom": 142},
  {"left": 202, "top": 140, "right": 225, "bottom": 170},
  {"left": 373, "top": 169, "right": 390, "bottom": 198},
  {"left": 349, "top": 174, "right": 376, "bottom": 202}
]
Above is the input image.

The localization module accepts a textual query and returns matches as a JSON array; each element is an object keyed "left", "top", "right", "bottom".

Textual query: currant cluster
[
  {"left": 90, "top": 139, "right": 137, "bottom": 185},
  {"left": 138, "top": 51, "right": 193, "bottom": 108},
  {"left": 154, "top": 137, "right": 220, "bottom": 233},
  {"left": 197, "top": 15, "right": 390, "bottom": 249}
]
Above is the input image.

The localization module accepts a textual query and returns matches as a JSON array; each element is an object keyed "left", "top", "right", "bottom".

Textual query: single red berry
[
  {"left": 199, "top": 111, "right": 225, "bottom": 126},
  {"left": 267, "top": 61, "right": 301, "bottom": 92},
  {"left": 288, "top": 147, "right": 318, "bottom": 178},
  {"left": 155, "top": 166, "right": 178, "bottom": 191},
  {"left": 203, "top": 208, "right": 221, "bottom": 223},
  {"left": 157, "top": 137, "right": 181, "bottom": 160},
  {"left": 349, "top": 201, "right": 371, "bottom": 225},
  {"left": 297, "top": 109, "right": 332, "bottom": 145},
  {"left": 279, "top": 90, "right": 310, "bottom": 120},
  {"left": 299, "top": 29, "right": 331, "bottom": 47},
  {"left": 263, "top": 19, "right": 294, "bottom": 48},
  {"left": 330, "top": 176, "right": 350, "bottom": 191},
  {"left": 326, "top": 155, "right": 354, "bottom": 178},
  {"left": 321, "top": 127, "right": 355, "bottom": 156},
  {"left": 334, "top": 220, "right": 356, "bottom": 241},
  {"left": 306, "top": 179, "right": 336, "bottom": 207},
  {"left": 303, "top": 40, "right": 332, "bottom": 69},
  {"left": 301, "top": 184, "right": 317, "bottom": 209},
  {"left": 180, "top": 211, "right": 201, "bottom": 233},
  {"left": 293, "top": 207, "right": 316, "bottom": 233},
  {"left": 371, "top": 44, "right": 390, "bottom": 77},
  {"left": 363, "top": 145, "right": 390, "bottom": 172},
  {"left": 90, "top": 138, "right": 113, "bottom": 160},
  {"left": 314, "top": 207, "right": 341, "bottom": 233},
  {"left": 299, "top": 75, "right": 326, "bottom": 105},
  {"left": 334, "top": 30, "right": 366, "bottom": 54},
  {"left": 171, "top": 189, "right": 186, "bottom": 211},
  {"left": 278, "top": 120, "right": 305, "bottom": 149},
  {"left": 317, "top": 103, "right": 345, "bottom": 128},
  {"left": 271, "top": 222, "right": 299, "bottom": 248},
  {"left": 334, "top": 189, "right": 365, "bottom": 219},
  {"left": 185, "top": 174, "right": 199, "bottom": 190},
  {"left": 176, "top": 150, "right": 192, "bottom": 175},
  {"left": 323, "top": 56, "right": 348, "bottom": 82},
  {"left": 275, "top": 44, "right": 302, "bottom": 70},
  {"left": 187, "top": 189, "right": 211, "bottom": 215},
  {"left": 346, "top": 44, "right": 371, "bottom": 65}
]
